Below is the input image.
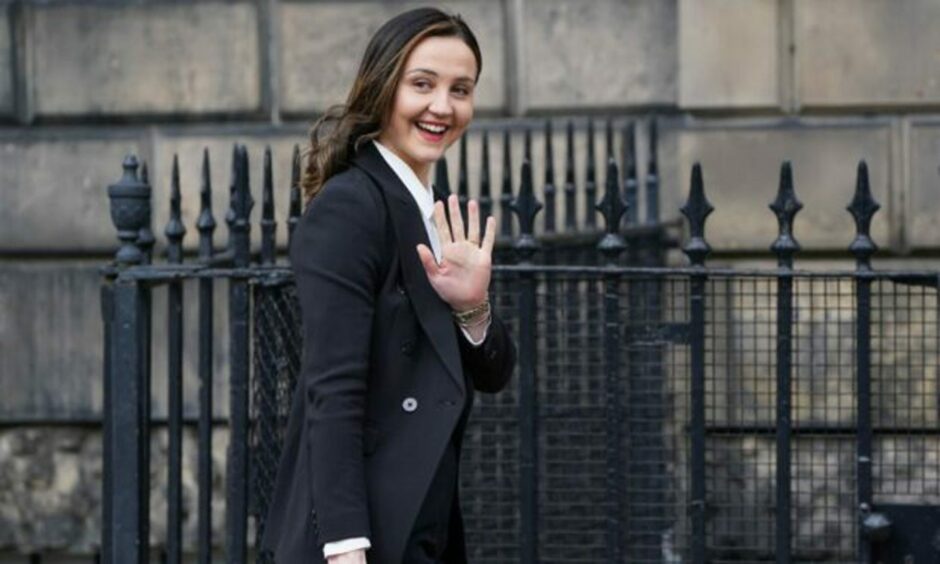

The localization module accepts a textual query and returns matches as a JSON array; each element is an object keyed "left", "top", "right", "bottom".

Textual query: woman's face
[{"left": 378, "top": 35, "right": 478, "bottom": 184}]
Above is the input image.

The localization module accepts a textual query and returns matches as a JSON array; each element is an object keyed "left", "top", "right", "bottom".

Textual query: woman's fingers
[
  {"left": 467, "top": 199, "right": 480, "bottom": 245},
  {"left": 448, "top": 195, "right": 465, "bottom": 242},
  {"left": 416, "top": 244, "right": 439, "bottom": 273},
  {"left": 482, "top": 216, "right": 496, "bottom": 255},
  {"left": 432, "top": 201, "right": 453, "bottom": 245}
]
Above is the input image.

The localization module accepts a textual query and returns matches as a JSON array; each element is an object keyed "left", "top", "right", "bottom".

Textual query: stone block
[
  {"left": 0, "top": 127, "right": 308, "bottom": 254},
  {"left": 524, "top": 0, "right": 676, "bottom": 109},
  {"left": 30, "top": 3, "right": 261, "bottom": 117},
  {"left": 795, "top": 0, "right": 940, "bottom": 107},
  {"left": 279, "top": 1, "right": 506, "bottom": 114},
  {"left": 672, "top": 121, "right": 892, "bottom": 252},
  {"left": 0, "top": 132, "right": 144, "bottom": 252},
  {"left": 909, "top": 120, "right": 940, "bottom": 249},
  {"left": 0, "top": 260, "right": 237, "bottom": 421},
  {"left": 0, "top": 4, "right": 14, "bottom": 118},
  {"left": 678, "top": 0, "right": 778, "bottom": 109},
  {"left": 0, "top": 261, "right": 103, "bottom": 420}
]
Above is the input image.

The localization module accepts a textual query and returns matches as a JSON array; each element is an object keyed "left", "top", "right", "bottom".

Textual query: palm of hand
[{"left": 416, "top": 195, "right": 497, "bottom": 312}]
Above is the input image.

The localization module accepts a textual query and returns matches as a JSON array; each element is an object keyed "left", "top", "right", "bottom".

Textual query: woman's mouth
[{"left": 415, "top": 121, "right": 449, "bottom": 143}]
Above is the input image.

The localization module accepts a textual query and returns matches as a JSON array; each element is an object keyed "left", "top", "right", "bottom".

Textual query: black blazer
[{"left": 261, "top": 143, "right": 516, "bottom": 564}]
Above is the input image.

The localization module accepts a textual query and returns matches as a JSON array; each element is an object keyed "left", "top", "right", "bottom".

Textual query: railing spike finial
[
  {"left": 260, "top": 146, "right": 277, "bottom": 265},
  {"left": 769, "top": 161, "right": 803, "bottom": 268},
  {"left": 232, "top": 145, "right": 254, "bottom": 267},
  {"left": 165, "top": 154, "right": 187, "bottom": 263},
  {"left": 137, "top": 160, "right": 156, "bottom": 265},
  {"left": 585, "top": 118, "right": 597, "bottom": 228},
  {"left": 544, "top": 119, "right": 556, "bottom": 234},
  {"left": 197, "top": 148, "right": 216, "bottom": 261},
  {"left": 680, "top": 163, "right": 714, "bottom": 267},
  {"left": 500, "top": 129, "right": 514, "bottom": 239},
  {"left": 847, "top": 160, "right": 880, "bottom": 271},
  {"left": 479, "top": 131, "right": 492, "bottom": 236},
  {"left": 622, "top": 122, "right": 638, "bottom": 226},
  {"left": 225, "top": 144, "right": 239, "bottom": 254},
  {"left": 510, "top": 155, "right": 543, "bottom": 261},
  {"left": 108, "top": 154, "right": 151, "bottom": 266},
  {"left": 288, "top": 144, "right": 302, "bottom": 247},
  {"left": 596, "top": 156, "right": 627, "bottom": 261},
  {"left": 564, "top": 120, "right": 576, "bottom": 230}
]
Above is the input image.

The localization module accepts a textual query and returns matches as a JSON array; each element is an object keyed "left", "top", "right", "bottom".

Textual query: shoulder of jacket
[{"left": 306, "top": 167, "right": 386, "bottom": 220}]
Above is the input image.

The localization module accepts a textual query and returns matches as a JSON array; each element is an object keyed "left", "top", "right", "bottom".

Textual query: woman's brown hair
[{"left": 302, "top": 8, "right": 482, "bottom": 203}]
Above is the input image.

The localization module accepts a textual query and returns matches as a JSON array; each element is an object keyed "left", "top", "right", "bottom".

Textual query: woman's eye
[
  {"left": 452, "top": 85, "right": 472, "bottom": 97},
  {"left": 413, "top": 80, "right": 433, "bottom": 91}
]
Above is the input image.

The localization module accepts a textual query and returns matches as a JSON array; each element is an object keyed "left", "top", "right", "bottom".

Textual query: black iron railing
[{"left": 101, "top": 117, "right": 940, "bottom": 564}]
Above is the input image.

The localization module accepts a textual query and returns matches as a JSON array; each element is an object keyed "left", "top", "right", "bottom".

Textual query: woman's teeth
[{"left": 416, "top": 122, "right": 447, "bottom": 134}]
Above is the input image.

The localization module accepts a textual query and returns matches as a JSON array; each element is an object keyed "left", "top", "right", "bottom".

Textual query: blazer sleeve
[
  {"left": 457, "top": 309, "right": 516, "bottom": 393},
  {"left": 289, "top": 175, "right": 385, "bottom": 545}
]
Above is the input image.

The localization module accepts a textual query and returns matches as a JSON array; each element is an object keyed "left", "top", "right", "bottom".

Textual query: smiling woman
[{"left": 261, "top": 7, "right": 516, "bottom": 564}]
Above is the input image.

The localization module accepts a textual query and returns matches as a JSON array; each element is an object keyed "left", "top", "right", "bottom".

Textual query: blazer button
[
  {"left": 402, "top": 397, "right": 418, "bottom": 413},
  {"left": 396, "top": 283, "right": 406, "bottom": 295},
  {"left": 401, "top": 340, "right": 415, "bottom": 355}
]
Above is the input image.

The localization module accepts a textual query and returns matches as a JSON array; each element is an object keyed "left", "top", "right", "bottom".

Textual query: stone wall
[{"left": 2, "top": 0, "right": 940, "bottom": 559}]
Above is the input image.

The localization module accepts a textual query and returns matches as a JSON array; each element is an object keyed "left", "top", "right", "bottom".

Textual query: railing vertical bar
[
  {"left": 100, "top": 284, "right": 114, "bottom": 564},
  {"left": 563, "top": 120, "right": 576, "bottom": 232},
  {"left": 458, "top": 134, "right": 469, "bottom": 219},
  {"left": 622, "top": 122, "right": 638, "bottom": 227},
  {"left": 500, "top": 129, "right": 513, "bottom": 240},
  {"left": 769, "top": 162, "right": 802, "bottom": 564},
  {"left": 288, "top": 145, "right": 302, "bottom": 248},
  {"left": 585, "top": 119, "right": 597, "bottom": 229},
  {"left": 645, "top": 119, "right": 659, "bottom": 224},
  {"left": 226, "top": 145, "right": 253, "bottom": 564},
  {"left": 105, "top": 153, "right": 150, "bottom": 561},
  {"left": 165, "top": 155, "right": 186, "bottom": 564},
  {"left": 681, "top": 163, "right": 713, "bottom": 563},
  {"left": 197, "top": 148, "right": 216, "bottom": 564},
  {"left": 597, "top": 155, "right": 627, "bottom": 560},
  {"left": 113, "top": 280, "right": 146, "bottom": 563},
  {"left": 261, "top": 146, "right": 277, "bottom": 265},
  {"left": 137, "top": 161, "right": 153, "bottom": 564},
  {"left": 435, "top": 154, "right": 451, "bottom": 200},
  {"left": 847, "top": 161, "right": 879, "bottom": 562},
  {"left": 543, "top": 120, "right": 556, "bottom": 234},
  {"left": 479, "top": 131, "right": 492, "bottom": 236},
  {"left": 510, "top": 150, "right": 542, "bottom": 564}
]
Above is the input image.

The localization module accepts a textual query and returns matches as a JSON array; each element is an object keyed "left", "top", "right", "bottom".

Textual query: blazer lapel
[{"left": 352, "top": 144, "right": 465, "bottom": 394}]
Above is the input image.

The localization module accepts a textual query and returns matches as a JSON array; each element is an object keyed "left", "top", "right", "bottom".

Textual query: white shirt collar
[{"left": 373, "top": 140, "right": 436, "bottom": 221}]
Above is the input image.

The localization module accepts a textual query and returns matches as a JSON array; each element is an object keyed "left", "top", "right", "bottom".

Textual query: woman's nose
[{"left": 427, "top": 88, "right": 453, "bottom": 117}]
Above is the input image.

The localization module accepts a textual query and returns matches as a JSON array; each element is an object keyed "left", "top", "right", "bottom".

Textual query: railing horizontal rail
[{"left": 103, "top": 263, "right": 940, "bottom": 282}]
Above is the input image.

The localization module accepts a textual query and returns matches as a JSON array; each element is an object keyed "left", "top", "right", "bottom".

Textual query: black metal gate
[{"left": 101, "top": 119, "right": 940, "bottom": 563}]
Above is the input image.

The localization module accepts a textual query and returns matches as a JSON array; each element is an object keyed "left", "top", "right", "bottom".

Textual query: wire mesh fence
[{"left": 244, "top": 269, "right": 940, "bottom": 563}]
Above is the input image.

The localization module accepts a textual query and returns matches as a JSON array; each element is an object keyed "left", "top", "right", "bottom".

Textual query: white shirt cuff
[
  {"left": 323, "top": 537, "right": 371, "bottom": 558},
  {"left": 459, "top": 317, "right": 491, "bottom": 347}
]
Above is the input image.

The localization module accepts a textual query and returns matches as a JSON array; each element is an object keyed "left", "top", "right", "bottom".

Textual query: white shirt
[{"left": 322, "top": 141, "right": 490, "bottom": 559}]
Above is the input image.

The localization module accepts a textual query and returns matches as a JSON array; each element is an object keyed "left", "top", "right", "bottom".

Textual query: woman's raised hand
[{"left": 417, "top": 194, "right": 496, "bottom": 312}]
